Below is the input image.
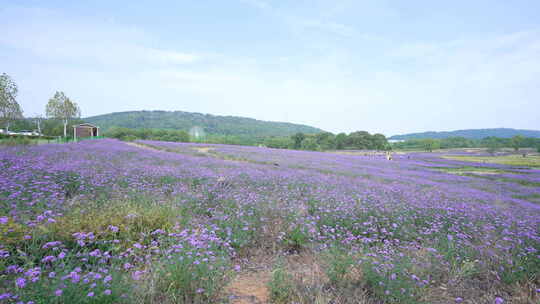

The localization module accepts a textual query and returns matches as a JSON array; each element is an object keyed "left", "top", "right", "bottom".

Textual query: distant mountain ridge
[
  {"left": 85, "top": 110, "right": 324, "bottom": 137},
  {"left": 389, "top": 128, "right": 540, "bottom": 140}
]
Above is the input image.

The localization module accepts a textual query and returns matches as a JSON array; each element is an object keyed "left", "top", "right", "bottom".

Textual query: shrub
[
  {"left": 323, "top": 247, "right": 357, "bottom": 286},
  {"left": 141, "top": 229, "right": 233, "bottom": 303},
  {"left": 268, "top": 263, "right": 294, "bottom": 304},
  {"left": 120, "top": 135, "right": 137, "bottom": 142},
  {"left": 0, "top": 136, "right": 35, "bottom": 146},
  {"left": 41, "top": 198, "right": 180, "bottom": 252},
  {"left": 13, "top": 265, "right": 131, "bottom": 304}
]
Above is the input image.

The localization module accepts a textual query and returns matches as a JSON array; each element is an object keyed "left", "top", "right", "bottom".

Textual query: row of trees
[
  {"left": 262, "top": 131, "right": 390, "bottom": 151},
  {"left": 0, "top": 73, "right": 81, "bottom": 137},
  {"left": 106, "top": 127, "right": 190, "bottom": 142},
  {"left": 392, "top": 136, "right": 540, "bottom": 153},
  {"left": 104, "top": 127, "right": 390, "bottom": 152}
]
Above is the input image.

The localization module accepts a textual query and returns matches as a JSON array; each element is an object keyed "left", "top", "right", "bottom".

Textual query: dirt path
[
  {"left": 193, "top": 146, "right": 213, "bottom": 153},
  {"left": 125, "top": 142, "right": 163, "bottom": 152},
  {"left": 226, "top": 271, "right": 271, "bottom": 304}
]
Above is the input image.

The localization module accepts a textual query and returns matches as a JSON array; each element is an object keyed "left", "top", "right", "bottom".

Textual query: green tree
[
  {"left": 335, "top": 133, "right": 347, "bottom": 150},
  {"left": 0, "top": 73, "right": 23, "bottom": 132},
  {"left": 315, "top": 132, "right": 336, "bottom": 150},
  {"left": 263, "top": 136, "right": 293, "bottom": 149},
  {"left": 291, "top": 132, "right": 305, "bottom": 149},
  {"left": 46, "top": 91, "right": 81, "bottom": 137},
  {"left": 423, "top": 139, "right": 440, "bottom": 152},
  {"left": 301, "top": 136, "right": 319, "bottom": 151},
  {"left": 372, "top": 133, "right": 389, "bottom": 150},
  {"left": 511, "top": 135, "right": 524, "bottom": 151},
  {"left": 347, "top": 131, "right": 372, "bottom": 149},
  {"left": 486, "top": 140, "right": 501, "bottom": 155}
]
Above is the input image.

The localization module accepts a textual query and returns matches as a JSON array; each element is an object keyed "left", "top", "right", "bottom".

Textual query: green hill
[
  {"left": 85, "top": 110, "right": 324, "bottom": 137},
  {"left": 389, "top": 128, "right": 540, "bottom": 140}
]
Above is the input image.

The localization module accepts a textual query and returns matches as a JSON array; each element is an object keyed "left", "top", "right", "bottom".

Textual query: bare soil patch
[{"left": 227, "top": 271, "right": 271, "bottom": 304}]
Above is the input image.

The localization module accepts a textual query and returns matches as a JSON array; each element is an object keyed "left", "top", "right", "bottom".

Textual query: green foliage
[
  {"left": 335, "top": 133, "right": 347, "bottom": 149},
  {"left": 263, "top": 136, "right": 293, "bottom": 149},
  {"left": 15, "top": 266, "right": 130, "bottom": 304},
  {"left": 360, "top": 252, "right": 432, "bottom": 304},
  {"left": 324, "top": 247, "right": 357, "bottom": 286},
  {"left": 149, "top": 240, "right": 232, "bottom": 303},
  {"left": 422, "top": 138, "right": 441, "bottom": 152},
  {"left": 282, "top": 225, "right": 309, "bottom": 252},
  {"left": 289, "top": 131, "right": 389, "bottom": 151},
  {"left": 41, "top": 198, "right": 179, "bottom": 252},
  {"left": 393, "top": 136, "right": 540, "bottom": 151},
  {"left": 486, "top": 139, "right": 502, "bottom": 155},
  {"left": 268, "top": 262, "right": 294, "bottom": 304},
  {"left": 345, "top": 131, "right": 389, "bottom": 150},
  {"left": 390, "top": 128, "right": 540, "bottom": 140},
  {"left": 300, "top": 136, "right": 319, "bottom": 151},
  {"left": 45, "top": 91, "right": 81, "bottom": 137},
  {"left": 0, "top": 73, "right": 23, "bottom": 132},
  {"left": 0, "top": 136, "right": 35, "bottom": 146},
  {"left": 292, "top": 132, "right": 306, "bottom": 149},
  {"left": 511, "top": 135, "right": 524, "bottom": 151},
  {"left": 105, "top": 127, "right": 190, "bottom": 143}
]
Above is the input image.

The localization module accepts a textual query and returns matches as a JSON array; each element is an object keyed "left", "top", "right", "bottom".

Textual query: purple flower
[
  {"left": 15, "top": 277, "right": 26, "bottom": 288},
  {"left": 494, "top": 297, "right": 504, "bottom": 304},
  {"left": 41, "top": 255, "right": 56, "bottom": 263},
  {"left": 132, "top": 270, "right": 143, "bottom": 280},
  {"left": 0, "top": 217, "right": 8, "bottom": 224},
  {"left": 87, "top": 291, "right": 94, "bottom": 297},
  {"left": 89, "top": 249, "right": 101, "bottom": 257},
  {"left": 103, "top": 275, "right": 112, "bottom": 283},
  {"left": 70, "top": 272, "right": 81, "bottom": 283},
  {"left": 55, "top": 289, "right": 63, "bottom": 296},
  {"left": 455, "top": 297, "right": 463, "bottom": 303},
  {"left": 103, "top": 289, "right": 112, "bottom": 295}
]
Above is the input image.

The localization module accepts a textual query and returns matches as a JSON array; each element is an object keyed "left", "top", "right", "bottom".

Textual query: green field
[{"left": 443, "top": 154, "right": 540, "bottom": 167}]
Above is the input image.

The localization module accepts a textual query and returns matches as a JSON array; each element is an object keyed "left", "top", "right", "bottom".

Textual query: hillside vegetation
[
  {"left": 390, "top": 128, "right": 540, "bottom": 140},
  {"left": 85, "top": 110, "right": 323, "bottom": 137}
]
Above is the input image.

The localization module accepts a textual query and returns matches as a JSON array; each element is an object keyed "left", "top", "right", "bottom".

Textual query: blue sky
[{"left": 1, "top": 0, "right": 539, "bottom": 135}]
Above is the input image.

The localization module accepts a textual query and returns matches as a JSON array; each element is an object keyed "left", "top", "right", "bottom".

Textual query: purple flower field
[{"left": 1, "top": 139, "right": 539, "bottom": 303}]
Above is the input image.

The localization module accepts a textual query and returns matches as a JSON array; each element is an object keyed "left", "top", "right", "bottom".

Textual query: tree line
[
  {"left": 392, "top": 136, "right": 540, "bottom": 153},
  {"left": 264, "top": 131, "right": 390, "bottom": 151},
  {"left": 104, "top": 127, "right": 390, "bottom": 151}
]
